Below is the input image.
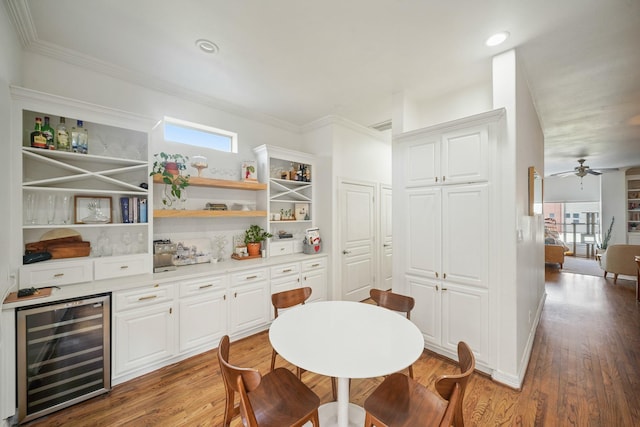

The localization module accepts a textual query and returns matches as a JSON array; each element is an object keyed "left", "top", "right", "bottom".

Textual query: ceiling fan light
[{"left": 485, "top": 31, "right": 510, "bottom": 47}]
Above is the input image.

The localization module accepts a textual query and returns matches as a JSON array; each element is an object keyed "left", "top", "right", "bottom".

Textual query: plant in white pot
[{"left": 244, "top": 224, "right": 272, "bottom": 256}]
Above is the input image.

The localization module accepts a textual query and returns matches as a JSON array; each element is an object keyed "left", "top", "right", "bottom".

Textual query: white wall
[
  {"left": 0, "top": 4, "right": 22, "bottom": 423},
  {"left": 544, "top": 175, "right": 600, "bottom": 202},
  {"left": 492, "top": 49, "right": 545, "bottom": 387}
]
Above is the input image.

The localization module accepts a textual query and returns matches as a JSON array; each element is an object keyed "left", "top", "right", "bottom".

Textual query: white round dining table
[{"left": 269, "top": 300, "right": 425, "bottom": 427}]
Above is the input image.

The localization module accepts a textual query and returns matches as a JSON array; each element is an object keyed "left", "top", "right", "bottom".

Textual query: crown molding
[
  {"left": 4, "top": 0, "right": 37, "bottom": 47},
  {"left": 301, "top": 115, "right": 389, "bottom": 142}
]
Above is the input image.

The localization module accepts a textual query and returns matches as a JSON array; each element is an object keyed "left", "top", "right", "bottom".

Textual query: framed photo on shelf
[
  {"left": 242, "top": 160, "right": 257, "bottom": 181},
  {"left": 74, "top": 196, "right": 112, "bottom": 224},
  {"left": 295, "top": 203, "right": 309, "bottom": 221}
]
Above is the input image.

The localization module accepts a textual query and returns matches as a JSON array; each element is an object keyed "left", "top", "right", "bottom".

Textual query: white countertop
[{"left": 3, "top": 252, "right": 326, "bottom": 310}]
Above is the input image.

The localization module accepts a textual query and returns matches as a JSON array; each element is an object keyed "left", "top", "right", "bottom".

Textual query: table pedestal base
[{"left": 318, "top": 402, "right": 365, "bottom": 427}]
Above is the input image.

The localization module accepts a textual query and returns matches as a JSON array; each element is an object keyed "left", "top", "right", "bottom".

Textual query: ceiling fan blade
[
  {"left": 549, "top": 170, "right": 576, "bottom": 177},
  {"left": 586, "top": 169, "right": 602, "bottom": 175}
]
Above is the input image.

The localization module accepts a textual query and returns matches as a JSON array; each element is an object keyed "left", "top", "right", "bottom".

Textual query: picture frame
[
  {"left": 74, "top": 196, "right": 112, "bottom": 224},
  {"left": 242, "top": 160, "right": 257, "bottom": 181},
  {"left": 295, "top": 203, "right": 310, "bottom": 221},
  {"left": 528, "top": 167, "right": 543, "bottom": 216}
]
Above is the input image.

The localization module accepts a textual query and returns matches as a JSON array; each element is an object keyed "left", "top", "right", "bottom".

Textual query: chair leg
[
  {"left": 408, "top": 364, "right": 414, "bottom": 379},
  {"left": 270, "top": 349, "right": 277, "bottom": 372},
  {"left": 614, "top": 273, "right": 619, "bottom": 284},
  {"left": 331, "top": 377, "right": 337, "bottom": 401}
]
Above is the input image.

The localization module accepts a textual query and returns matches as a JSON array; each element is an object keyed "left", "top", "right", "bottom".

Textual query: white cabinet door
[
  {"left": 404, "top": 187, "right": 441, "bottom": 279},
  {"left": 408, "top": 275, "right": 441, "bottom": 347},
  {"left": 302, "top": 269, "right": 326, "bottom": 303},
  {"left": 441, "top": 184, "right": 489, "bottom": 288},
  {"left": 441, "top": 283, "right": 489, "bottom": 364},
  {"left": 441, "top": 124, "right": 488, "bottom": 184},
  {"left": 114, "top": 302, "right": 175, "bottom": 375},
  {"left": 229, "top": 281, "right": 270, "bottom": 335},
  {"left": 179, "top": 289, "right": 227, "bottom": 353}
]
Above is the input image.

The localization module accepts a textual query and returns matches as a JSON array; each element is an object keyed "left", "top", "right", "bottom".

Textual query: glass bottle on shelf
[
  {"left": 42, "top": 116, "right": 55, "bottom": 149},
  {"left": 71, "top": 120, "right": 89, "bottom": 153},
  {"left": 30, "top": 117, "right": 47, "bottom": 149},
  {"left": 56, "top": 117, "right": 70, "bottom": 151}
]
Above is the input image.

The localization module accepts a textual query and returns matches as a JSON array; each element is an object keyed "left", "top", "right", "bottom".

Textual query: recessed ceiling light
[
  {"left": 195, "top": 39, "right": 219, "bottom": 54},
  {"left": 485, "top": 31, "right": 510, "bottom": 47}
]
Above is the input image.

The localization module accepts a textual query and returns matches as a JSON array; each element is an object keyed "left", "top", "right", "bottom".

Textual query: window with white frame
[{"left": 164, "top": 116, "right": 238, "bottom": 153}]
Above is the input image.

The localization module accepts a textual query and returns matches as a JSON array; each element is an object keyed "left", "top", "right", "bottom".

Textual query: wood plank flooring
[{"left": 23, "top": 267, "right": 640, "bottom": 426}]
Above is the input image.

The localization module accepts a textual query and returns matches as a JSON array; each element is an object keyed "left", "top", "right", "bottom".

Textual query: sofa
[
  {"left": 545, "top": 244, "right": 566, "bottom": 268},
  {"left": 601, "top": 244, "right": 640, "bottom": 284}
]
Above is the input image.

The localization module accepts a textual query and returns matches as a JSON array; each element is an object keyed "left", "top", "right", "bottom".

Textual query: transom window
[{"left": 164, "top": 116, "right": 237, "bottom": 153}]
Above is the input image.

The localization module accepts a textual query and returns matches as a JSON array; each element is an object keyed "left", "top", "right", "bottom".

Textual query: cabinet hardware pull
[
  {"left": 120, "top": 265, "right": 129, "bottom": 269},
  {"left": 442, "top": 176, "right": 446, "bottom": 182},
  {"left": 443, "top": 273, "right": 447, "bottom": 279},
  {"left": 297, "top": 278, "right": 300, "bottom": 282},
  {"left": 280, "top": 247, "right": 285, "bottom": 251},
  {"left": 283, "top": 269, "right": 292, "bottom": 273},
  {"left": 138, "top": 295, "right": 157, "bottom": 301},
  {"left": 234, "top": 292, "right": 237, "bottom": 298},
  {"left": 304, "top": 276, "right": 307, "bottom": 280},
  {"left": 442, "top": 287, "right": 448, "bottom": 291},
  {"left": 311, "top": 263, "right": 320, "bottom": 267},
  {"left": 154, "top": 284, "right": 159, "bottom": 288},
  {"left": 169, "top": 307, "right": 172, "bottom": 314},
  {"left": 435, "top": 272, "right": 439, "bottom": 278},
  {"left": 224, "top": 295, "right": 226, "bottom": 300},
  {"left": 436, "top": 285, "right": 439, "bottom": 291},
  {"left": 199, "top": 284, "right": 213, "bottom": 289},
  {"left": 343, "top": 250, "right": 351, "bottom": 254},
  {"left": 246, "top": 275, "right": 257, "bottom": 280},
  {"left": 53, "top": 273, "right": 64, "bottom": 278},
  {"left": 435, "top": 176, "right": 438, "bottom": 182}
]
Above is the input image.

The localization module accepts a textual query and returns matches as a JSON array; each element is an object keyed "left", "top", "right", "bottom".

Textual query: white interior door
[
  {"left": 380, "top": 185, "right": 393, "bottom": 291},
  {"left": 339, "top": 180, "right": 375, "bottom": 302}
]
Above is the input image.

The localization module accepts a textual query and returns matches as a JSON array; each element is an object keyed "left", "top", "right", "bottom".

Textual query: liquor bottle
[
  {"left": 30, "top": 117, "right": 47, "bottom": 149},
  {"left": 56, "top": 117, "right": 70, "bottom": 151},
  {"left": 71, "top": 120, "right": 89, "bottom": 153},
  {"left": 42, "top": 116, "right": 55, "bottom": 149},
  {"left": 298, "top": 163, "right": 304, "bottom": 181}
]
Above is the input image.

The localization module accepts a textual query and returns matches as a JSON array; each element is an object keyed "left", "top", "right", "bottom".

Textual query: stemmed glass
[
  {"left": 25, "top": 193, "right": 37, "bottom": 225},
  {"left": 47, "top": 195, "right": 56, "bottom": 224}
]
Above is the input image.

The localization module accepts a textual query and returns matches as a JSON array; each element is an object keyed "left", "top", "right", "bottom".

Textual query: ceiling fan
[{"left": 550, "top": 159, "right": 618, "bottom": 178}]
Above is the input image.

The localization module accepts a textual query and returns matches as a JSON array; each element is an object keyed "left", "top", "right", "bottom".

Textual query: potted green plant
[
  {"left": 244, "top": 224, "right": 273, "bottom": 256},
  {"left": 150, "top": 153, "right": 190, "bottom": 208}
]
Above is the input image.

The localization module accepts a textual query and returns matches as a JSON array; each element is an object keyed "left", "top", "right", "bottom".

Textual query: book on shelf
[{"left": 120, "top": 197, "right": 148, "bottom": 224}]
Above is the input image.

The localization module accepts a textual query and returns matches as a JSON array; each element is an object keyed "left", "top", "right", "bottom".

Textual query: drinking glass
[
  {"left": 61, "top": 195, "right": 71, "bottom": 224},
  {"left": 47, "top": 195, "right": 56, "bottom": 224},
  {"left": 25, "top": 193, "right": 37, "bottom": 225}
]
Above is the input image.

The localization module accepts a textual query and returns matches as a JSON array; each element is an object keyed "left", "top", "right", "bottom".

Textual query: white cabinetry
[
  {"left": 178, "top": 275, "right": 228, "bottom": 353},
  {"left": 254, "top": 145, "right": 315, "bottom": 253},
  {"left": 229, "top": 268, "right": 270, "bottom": 334},
  {"left": 12, "top": 87, "right": 155, "bottom": 286},
  {"left": 113, "top": 283, "right": 176, "bottom": 376},
  {"left": 394, "top": 110, "right": 502, "bottom": 367},
  {"left": 269, "top": 257, "right": 328, "bottom": 308},
  {"left": 626, "top": 170, "right": 640, "bottom": 243}
]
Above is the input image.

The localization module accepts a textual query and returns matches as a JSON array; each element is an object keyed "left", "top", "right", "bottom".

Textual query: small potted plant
[
  {"left": 150, "top": 153, "right": 190, "bottom": 208},
  {"left": 244, "top": 224, "right": 273, "bottom": 256}
]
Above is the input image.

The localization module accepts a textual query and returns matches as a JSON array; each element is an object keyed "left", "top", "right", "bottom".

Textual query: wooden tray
[
  {"left": 231, "top": 253, "right": 262, "bottom": 261},
  {"left": 4, "top": 287, "right": 52, "bottom": 304}
]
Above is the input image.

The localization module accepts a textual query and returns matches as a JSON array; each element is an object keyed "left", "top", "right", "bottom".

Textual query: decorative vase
[
  {"left": 247, "top": 242, "right": 261, "bottom": 256},
  {"left": 164, "top": 162, "right": 180, "bottom": 176}
]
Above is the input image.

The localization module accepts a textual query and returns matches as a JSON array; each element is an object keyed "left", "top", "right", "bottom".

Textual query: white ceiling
[{"left": 6, "top": 0, "right": 640, "bottom": 176}]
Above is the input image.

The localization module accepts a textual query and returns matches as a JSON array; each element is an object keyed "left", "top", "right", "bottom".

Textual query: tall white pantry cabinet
[{"left": 393, "top": 109, "right": 505, "bottom": 372}]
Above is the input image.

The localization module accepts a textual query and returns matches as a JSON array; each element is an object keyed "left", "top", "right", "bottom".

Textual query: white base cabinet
[{"left": 229, "top": 268, "right": 270, "bottom": 335}]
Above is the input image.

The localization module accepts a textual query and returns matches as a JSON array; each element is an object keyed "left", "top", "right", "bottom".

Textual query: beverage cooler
[{"left": 16, "top": 293, "right": 111, "bottom": 423}]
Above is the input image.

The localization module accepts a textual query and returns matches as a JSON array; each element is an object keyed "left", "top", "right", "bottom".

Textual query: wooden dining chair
[
  {"left": 271, "top": 286, "right": 338, "bottom": 400},
  {"left": 369, "top": 288, "right": 416, "bottom": 378},
  {"left": 270, "top": 286, "right": 313, "bottom": 376},
  {"left": 363, "top": 341, "right": 475, "bottom": 427},
  {"left": 217, "top": 335, "right": 321, "bottom": 427}
]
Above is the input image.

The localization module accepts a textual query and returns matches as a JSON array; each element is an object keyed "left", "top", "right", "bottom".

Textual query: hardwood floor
[{"left": 24, "top": 268, "right": 640, "bottom": 426}]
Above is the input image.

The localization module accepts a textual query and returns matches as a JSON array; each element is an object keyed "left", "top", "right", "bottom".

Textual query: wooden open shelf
[
  {"left": 153, "top": 175, "right": 267, "bottom": 191},
  {"left": 154, "top": 209, "right": 267, "bottom": 218}
]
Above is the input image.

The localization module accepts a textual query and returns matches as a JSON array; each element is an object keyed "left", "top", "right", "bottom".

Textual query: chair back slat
[
  {"left": 370, "top": 289, "right": 415, "bottom": 319},
  {"left": 272, "top": 287, "right": 312, "bottom": 318},
  {"left": 435, "top": 341, "right": 475, "bottom": 427}
]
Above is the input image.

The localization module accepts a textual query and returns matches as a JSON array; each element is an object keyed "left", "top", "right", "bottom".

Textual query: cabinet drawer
[
  {"left": 231, "top": 268, "right": 268, "bottom": 286},
  {"left": 301, "top": 257, "right": 326, "bottom": 272},
  {"left": 115, "top": 283, "right": 174, "bottom": 311},
  {"left": 19, "top": 259, "right": 92, "bottom": 287},
  {"left": 269, "top": 241, "right": 293, "bottom": 257},
  {"left": 94, "top": 254, "right": 149, "bottom": 280},
  {"left": 179, "top": 275, "right": 227, "bottom": 298},
  {"left": 270, "top": 263, "right": 300, "bottom": 279}
]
